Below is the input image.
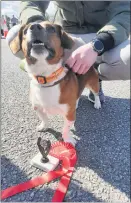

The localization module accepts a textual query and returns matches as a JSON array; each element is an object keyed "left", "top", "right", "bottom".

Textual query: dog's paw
[
  {"left": 94, "top": 100, "right": 101, "bottom": 109},
  {"left": 36, "top": 121, "right": 48, "bottom": 132},
  {"left": 64, "top": 137, "right": 77, "bottom": 146}
]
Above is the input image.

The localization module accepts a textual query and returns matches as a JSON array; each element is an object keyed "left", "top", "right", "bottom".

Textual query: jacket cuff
[{"left": 96, "top": 32, "right": 114, "bottom": 55}]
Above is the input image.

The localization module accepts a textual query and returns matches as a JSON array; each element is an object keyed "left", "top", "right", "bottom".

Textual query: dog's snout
[{"left": 30, "top": 24, "right": 43, "bottom": 31}]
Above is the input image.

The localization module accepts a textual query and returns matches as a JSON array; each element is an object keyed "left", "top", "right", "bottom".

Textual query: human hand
[{"left": 66, "top": 42, "right": 98, "bottom": 74}]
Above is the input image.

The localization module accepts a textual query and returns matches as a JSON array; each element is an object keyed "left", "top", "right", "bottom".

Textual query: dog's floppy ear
[
  {"left": 9, "top": 25, "right": 25, "bottom": 54},
  {"left": 61, "top": 30, "right": 74, "bottom": 49},
  {"left": 55, "top": 24, "right": 74, "bottom": 49}
]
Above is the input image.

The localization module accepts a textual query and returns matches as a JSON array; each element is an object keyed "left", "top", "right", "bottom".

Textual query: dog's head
[{"left": 9, "top": 21, "right": 74, "bottom": 66}]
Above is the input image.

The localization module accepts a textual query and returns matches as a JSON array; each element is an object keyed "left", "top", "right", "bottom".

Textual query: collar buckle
[
  {"left": 35, "top": 67, "right": 64, "bottom": 85},
  {"left": 36, "top": 76, "right": 47, "bottom": 84}
]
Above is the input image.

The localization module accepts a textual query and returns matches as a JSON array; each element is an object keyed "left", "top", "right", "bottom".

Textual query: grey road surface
[{"left": 1, "top": 39, "right": 130, "bottom": 202}]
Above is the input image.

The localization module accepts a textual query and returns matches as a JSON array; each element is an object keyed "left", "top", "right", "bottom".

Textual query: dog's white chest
[{"left": 30, "top": 82, "right": 68, "bottom": 116}]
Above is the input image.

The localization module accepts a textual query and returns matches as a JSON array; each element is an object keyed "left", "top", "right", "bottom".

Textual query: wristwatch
[{"left": 91, "top": 38, "right": 104, "bottom": 56}]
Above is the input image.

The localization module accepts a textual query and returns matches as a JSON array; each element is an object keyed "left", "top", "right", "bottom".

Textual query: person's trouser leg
[
  {"left": 98, "top": 38, "right": 130, "bottom": 80},
  {"left": 70, "top": 33, "right": 130, "bottom": 81}
]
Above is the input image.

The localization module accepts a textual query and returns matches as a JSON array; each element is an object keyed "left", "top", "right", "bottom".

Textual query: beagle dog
[{"left": 9, "top": 21, "right": 101, "bottom": 146}]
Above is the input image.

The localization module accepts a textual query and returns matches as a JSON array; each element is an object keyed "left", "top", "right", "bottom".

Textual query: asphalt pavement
[{"left": 1, "top": 39, "right": 130, "bottom": 202}]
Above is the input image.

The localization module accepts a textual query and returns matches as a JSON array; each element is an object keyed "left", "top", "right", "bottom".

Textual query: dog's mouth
[
  {"left": 27, "top": 35, "right": 56, "bottom": 60},
  {"left": 32, "top": 40, "right": 44, "bottom": 46},
  {"left": 27, "top": 39, "right": 45, "bottom": 56}
]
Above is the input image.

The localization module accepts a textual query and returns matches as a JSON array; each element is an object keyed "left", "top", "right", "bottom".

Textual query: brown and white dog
[{"left": 9, "top": 21, "right": 101, "bottom": 145}]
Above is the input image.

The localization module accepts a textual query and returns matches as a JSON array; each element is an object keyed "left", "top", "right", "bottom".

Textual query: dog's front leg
[
  {"left": 62, "top": 110, "right": 76, "bottom": 146},
  {"left": 34, "top": 106, "right": 49, "bottom": 132},
  {"left": 62, "top": 119, "right": 76, "bottom": 146}
]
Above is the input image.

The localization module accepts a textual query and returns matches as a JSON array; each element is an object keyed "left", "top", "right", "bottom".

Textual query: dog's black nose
[{"left": 30, "top": 24, "right": 42, "bottom": 31}]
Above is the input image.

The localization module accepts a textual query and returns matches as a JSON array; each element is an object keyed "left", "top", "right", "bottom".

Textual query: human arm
[
  {"left": 19, "top": 1, "right": 49, "bottom": 25},
  {"left": 66, "top": 1, "right": 130, "bottom": 74}
]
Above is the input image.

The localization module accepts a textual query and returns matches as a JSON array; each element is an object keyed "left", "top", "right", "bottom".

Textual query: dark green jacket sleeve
[
  {"left": 19, "top": 1, "right": 49, "bottom": 25},
  {"left": 97, "top": 1, "right": 130, "bottom": 46}
]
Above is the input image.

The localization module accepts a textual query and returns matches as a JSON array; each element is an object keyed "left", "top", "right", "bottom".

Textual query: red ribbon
[{"left": 1, "top": 142, "right": 77, "bottom": 202}]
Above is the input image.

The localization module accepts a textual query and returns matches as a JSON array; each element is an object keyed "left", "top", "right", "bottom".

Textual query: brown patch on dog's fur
[
  {"left": 9, "top": 25, "right": 25, "bottom": 54},
  {"left": 59, "top": 66, "right": 99, "bottom": 121},
  {"left": 39, "top": 21, "right": 74, "bottom": 65},
  {"left": 9, "top": 24, "right": 36, "bottom": 65},
  {"left": 59, "top": 71, "right": 78, "bottom": 121},
  {"left": 21, "top": 25, "right": 37, "bottom": 65},
  {"left": 21, "top": 36, "right": 28, "bottom": 56},
  {"left": 47, "top": 33, "right": 74, "bottom": 65},
  {"left": 60, "top": 31, "right": 74, "bottom": 50},
  {"left": 39, "top": 21, "right": 52, "bottom": 27},
  {"left": 21, "top": 36, "right": 36, "bottom": 65},
  {"left": 47, "top": 35, "right": 64, "bottom": 64},
  {"left": 77, "top": 66, "right": 100, "bottom": 96},
  {"left": 9, "top": 36, "right": 21, "bottom": 54}
]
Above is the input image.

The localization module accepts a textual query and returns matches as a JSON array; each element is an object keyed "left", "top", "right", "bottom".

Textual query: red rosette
[
  {"left": 50, "top": 142, "right": 77, "bottom": 202},
  {"left": 49, "top": 141, "right": 77, "bottom": 161}
]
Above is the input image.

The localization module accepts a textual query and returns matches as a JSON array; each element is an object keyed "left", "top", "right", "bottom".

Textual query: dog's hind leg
[
  {"left": 93, "top": 93, "right": 101, "bottom": 109},
  {"left": 86, "top": 86, "right": 101, "bottom": 109},
  {"left": 85, "top": 67, "right": 101, "bottom": 109}
]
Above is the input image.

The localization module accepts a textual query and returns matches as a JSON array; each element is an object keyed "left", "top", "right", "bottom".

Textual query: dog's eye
[
  {"left": 46, "top": 26, "right": 55, "bottom": 33},
  {"left": 23, "top": 28, "right": 27, "bottom": 35}
]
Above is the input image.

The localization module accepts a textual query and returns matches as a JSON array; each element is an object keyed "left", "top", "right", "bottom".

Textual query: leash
[{"left": 1, "top": 142, "right": 77, "bottom": 202}]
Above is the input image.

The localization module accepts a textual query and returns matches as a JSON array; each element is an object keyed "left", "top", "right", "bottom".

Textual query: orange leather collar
[{"left": 34, "top": 67, "right": 64, "bottom": 84}]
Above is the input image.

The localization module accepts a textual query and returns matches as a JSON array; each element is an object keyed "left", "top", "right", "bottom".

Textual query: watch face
[{"left": 94, "top": 40, "right": 104, "bottom": 52}]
